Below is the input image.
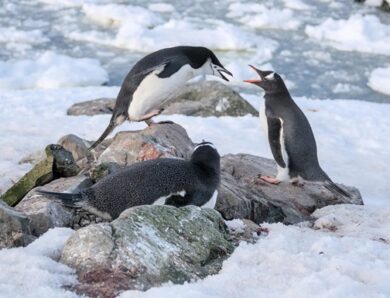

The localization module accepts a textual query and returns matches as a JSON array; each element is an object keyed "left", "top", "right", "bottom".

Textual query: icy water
[{"left": 0, "top": 0, "right": 389, "bottom": 102}]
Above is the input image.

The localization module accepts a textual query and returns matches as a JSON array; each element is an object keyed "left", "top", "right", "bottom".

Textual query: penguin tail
[
  {"left": 36, "top": 189, "right": 84, "bottom": 208},
  {"left": 88, "top": 120, "right": 117, "bottom": 151},
  {"left": 324, "top": 180, "right": 352, "bottom": 199}
]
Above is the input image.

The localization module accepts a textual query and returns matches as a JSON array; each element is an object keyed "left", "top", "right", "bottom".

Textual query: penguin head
[
  {"left": 244, "top": 65, "right": 285, "bottom": 93},
  {"left": 185, "top": 47, "right": 232, "bottom": 81},
  {"left": 191, "top": 141, "right": 220, "bottom": 175}
]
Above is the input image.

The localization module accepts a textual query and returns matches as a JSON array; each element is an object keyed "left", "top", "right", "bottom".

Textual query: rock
[
  {"left": 58, "top": 134, "right": 96, "bottom": 170},
  {"left": 1, "top": 144, "right": 80, "bottom": 206},
  {"left": 67, "top": 97, "right": 115, "bottom": 116},
  {"left": 355, "top": 0, "right": 390, "bottom": 12},
  {"left": 162, "top": 81, "right": 257, "bottom": 117},
  {"left": 66, "top": 81, "right": 257, "bottom": 118},
  {"left": 98, "top": 123, "right": 193, "bottom": 166},
  {"left": 61, "top": 205, "right": 234, "bottom": 297},
  {"left": 0, "top": 201, "right": 35, "bottom": 248},
  {"left": 217, "top": 154, "right": 363, "bottom": 224},
  {"left": 15, "top": 175, "right": 92, "bottom": 236},
  {"left": 88, "top": 162, "right": 123, "bottom": 183}
]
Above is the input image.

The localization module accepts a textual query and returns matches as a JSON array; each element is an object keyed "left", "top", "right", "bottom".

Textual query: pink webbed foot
[{"left": 259, "top": 175, "right": 280, "bottom": 185}]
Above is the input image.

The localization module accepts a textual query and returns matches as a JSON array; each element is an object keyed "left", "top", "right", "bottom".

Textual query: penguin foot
[{"left": 259, "top": 175, "right": 280, "bottom": 185}]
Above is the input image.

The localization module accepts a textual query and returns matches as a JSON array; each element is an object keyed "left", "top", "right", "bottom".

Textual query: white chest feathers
[
  {"left": 202, "top": 190, "right": 218, "bottom": 209},
  {"left": 128, "top": 64, "right": 200, "bottom": 121}
]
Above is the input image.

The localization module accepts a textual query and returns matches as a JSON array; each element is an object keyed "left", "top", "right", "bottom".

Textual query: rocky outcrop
[
  {"left": 1, "top": 145, "right": 80, "bottom": 206},
  {"left": 355, "top": 0, "right": 390, "bottom": 12},
  {"left": 15, "top": 175, "right": 92, "bottom": 236},
  {"left": 217, "top": 154, "right": 363, "bottom": 224},
  {"left": 67, "top": 81, "right": 257, "bottom": 117},
  {"left": 61, "top": 205, "right": 234, "bottom": 297},
  {"left": 97, "top": 123, "right": 193, "bottom": 166},
  {"left": 0, "top": 201, "right": 35, "bottom": 248}
]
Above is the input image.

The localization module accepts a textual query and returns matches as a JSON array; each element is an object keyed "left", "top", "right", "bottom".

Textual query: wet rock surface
[{"left": 61, "top": 205, "right": 234, "bottom": 297}]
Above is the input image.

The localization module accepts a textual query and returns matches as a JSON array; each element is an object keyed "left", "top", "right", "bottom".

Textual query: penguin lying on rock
[
  {"left": 89, "top": 46, "right": 232, "bottom": 149},
  {"left": 244, "top": 65, "right": 351, "bottom": 199},
  {"left": 37, "top": 142, "right": 220, "bottom": 220}
]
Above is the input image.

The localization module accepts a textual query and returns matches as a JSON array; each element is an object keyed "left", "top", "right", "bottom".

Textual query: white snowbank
[
  {"left": 0, "top": 51, "right": 108, "bottom": 90},
  {"left": 227, "top": 3, "right": 301, "bottom": 30},
  {"left": 368, "top": 66, "right": 390, "bottom": 95},
  {"left": 82, "top": 4, "right": 162, "bottom": 27},
  {"left": 363, "top": 0, "right": 389, "bottom": 7},
  {"left": 305, "top": 14, "right": 390, "bottom": 55},
  {"left": 0, "top": 228, "right": 77, "bottom": 297},
  {"left": 121, "top": 204, "right": 390, "bottom": 298},
  {"left": 38, "top": 0, "right": 107, "bottom": 7},
  {"left": 148, "top": 3, "right": 175, "bottom": 13},
  {"left": 68, "top": 18, "right": 275, "bottom": 52},
  {"left": 313, "top": 204, "right": 390, "bottom": 242}
]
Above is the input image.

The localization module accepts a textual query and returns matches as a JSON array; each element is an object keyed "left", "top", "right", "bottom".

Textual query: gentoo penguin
[
  {"left": 244, "top": 65, "right": 350, "bottom": 198},
  {"left": 37, "top": 141, "right": 220, "bottom": 220},
  {"left": 89, "top": 46, "right": 232, "bottom": 149}
]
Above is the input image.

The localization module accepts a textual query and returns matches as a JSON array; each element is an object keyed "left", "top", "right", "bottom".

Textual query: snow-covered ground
[{"left": 0, "top": 0, "right": 390, "bottom": 297}]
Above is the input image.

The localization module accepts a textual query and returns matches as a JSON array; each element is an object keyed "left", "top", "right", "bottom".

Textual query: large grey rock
[
  {"left": 15, "top": 175, "right": 92, "bottom": 236},
  {"left": 61, "top": 205, "right": 234, "bottom": 297},
  {"left": 66, "top": 81, "right": 257, "bottom": 117},
  {"left": 98, "top": 123, "right": 193, "bottom": 166},
  {"left": 217, "top": 154, "right": 363, "bottom": 224},
  {"left": 0, "top": 201, "right": 35, "bottom": 248},
  {"left": 67, "top": 97, "right": 115, "bottom": 116},
  {"left": 162, "top": 81, "right": 257, "bottom": 116}
]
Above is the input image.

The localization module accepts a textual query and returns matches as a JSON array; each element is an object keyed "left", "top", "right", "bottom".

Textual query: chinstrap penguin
[
  {"left": 37, "top": 141, "right": 220, "bottom": 220},
  {"left": 244, "top": 65, "right": 351, "bottom": 199},
  {"left": 89, "top": 46, "right": 232, "bottom": 149}
]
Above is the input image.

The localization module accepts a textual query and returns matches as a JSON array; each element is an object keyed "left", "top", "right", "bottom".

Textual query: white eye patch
[{"left": 265, "top": 72, "right": 275, "bottom": 80}]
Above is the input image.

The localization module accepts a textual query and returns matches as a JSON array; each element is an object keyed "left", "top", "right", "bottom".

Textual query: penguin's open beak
[
  {"left": 216, "top": 66, "right": 233, "bottom": 81},
  {"left": 243, "top": 65, "right": 264, "bottom": 84}
]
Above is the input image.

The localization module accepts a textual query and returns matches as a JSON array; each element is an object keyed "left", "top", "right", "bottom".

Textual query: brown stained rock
[{"left": 98, "top": 123, "right": 193, "bottom": 166}]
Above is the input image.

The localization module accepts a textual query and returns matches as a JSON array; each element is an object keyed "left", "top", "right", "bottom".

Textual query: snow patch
[
  {"left": 0, "top": 51, "right": 108, "bottom": 90},
  {"left": 0, "top": 228, "right": 77, "bottom": 297},
  {"left": 368, "top": 66, "right": 390, "bottom": 96},
  {"left": 225, "top": 219, "right": 246, "bottom": 233},
  {"left": 305, "top": 14, "right": 390, "bottom": 55},
  {"left": 148, "top": 3, "right": 175, "bottom": 13}
]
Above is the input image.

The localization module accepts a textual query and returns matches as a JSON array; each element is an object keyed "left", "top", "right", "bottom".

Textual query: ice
[
  {"left": 282, "top": 0, "right": 311, "bottom": 10},
  {"left": 368, "top": 66, "right": 390, "bottom": 96},
  {"left": 305, "top": 14, "right": 390, "bottom": 55},
  {"left": 68, "top": 18, "right": 274, "bottom": 52},
  {"left": 0, "top": 51, "right": 108, "bottom": 90},
  {"left": 121, "top": 204, "right": 390, "bottom": 298},
  {"left": 228, "top": 3, "right": 302, "bottom": 30},
  {"left": 148, "top": 3, "right": 175, "bottom": 12},
  {"left": 0, "top": 27, "right": 48, "bottom": 44},
  {"left": 0, "top": 228, "right": 77, "bottom": 298},
  {"left": 82, "top": 4, "right": 163, "bottom": 27}
]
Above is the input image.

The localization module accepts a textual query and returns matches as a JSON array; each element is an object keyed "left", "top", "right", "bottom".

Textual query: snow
[
  {"left": 225, "top": 219, "right": 245, "bottom": 234},
  {"left": 148, "top": 3, "right": 175, "bottom": 13},
  {"left": 368, "top": 66, "right": 390, "bottom": 95},
  {"left": 121, "top": 204, "right": 390, "bottom": 298},
  {"left": 305, "top": 14, "right": 390, "bottom": 55},
  {"left": 282, "top": 0, "right": 311, "bottom": 10},
  {"left": 363, "top": 0, "right": 388, "bottom": 7},
  {"left": 0, "top": 27, "right": 48, "bottom": 44},
  {"left": 0, "top": 51, "right": 108, "bottom": 90},
  {"left": 0, "top": 228, "right": 77, "bottom": 297},
  {"left": 227, "top": 3, "right": 301, "bottom": 30}
]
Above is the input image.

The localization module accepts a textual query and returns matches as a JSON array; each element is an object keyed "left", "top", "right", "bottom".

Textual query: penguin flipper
[
  {"left": 267, "top": 117, "right": 286, "bottom": 168},
  {"left": 324, "top": 180, "right": 352, "bottom": 199},
  {"left": 157, "top": 57, "right": 188, "bottom": 78},
  {"left": 36, "top": 190, "right": 84, "bottom": 208}
]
